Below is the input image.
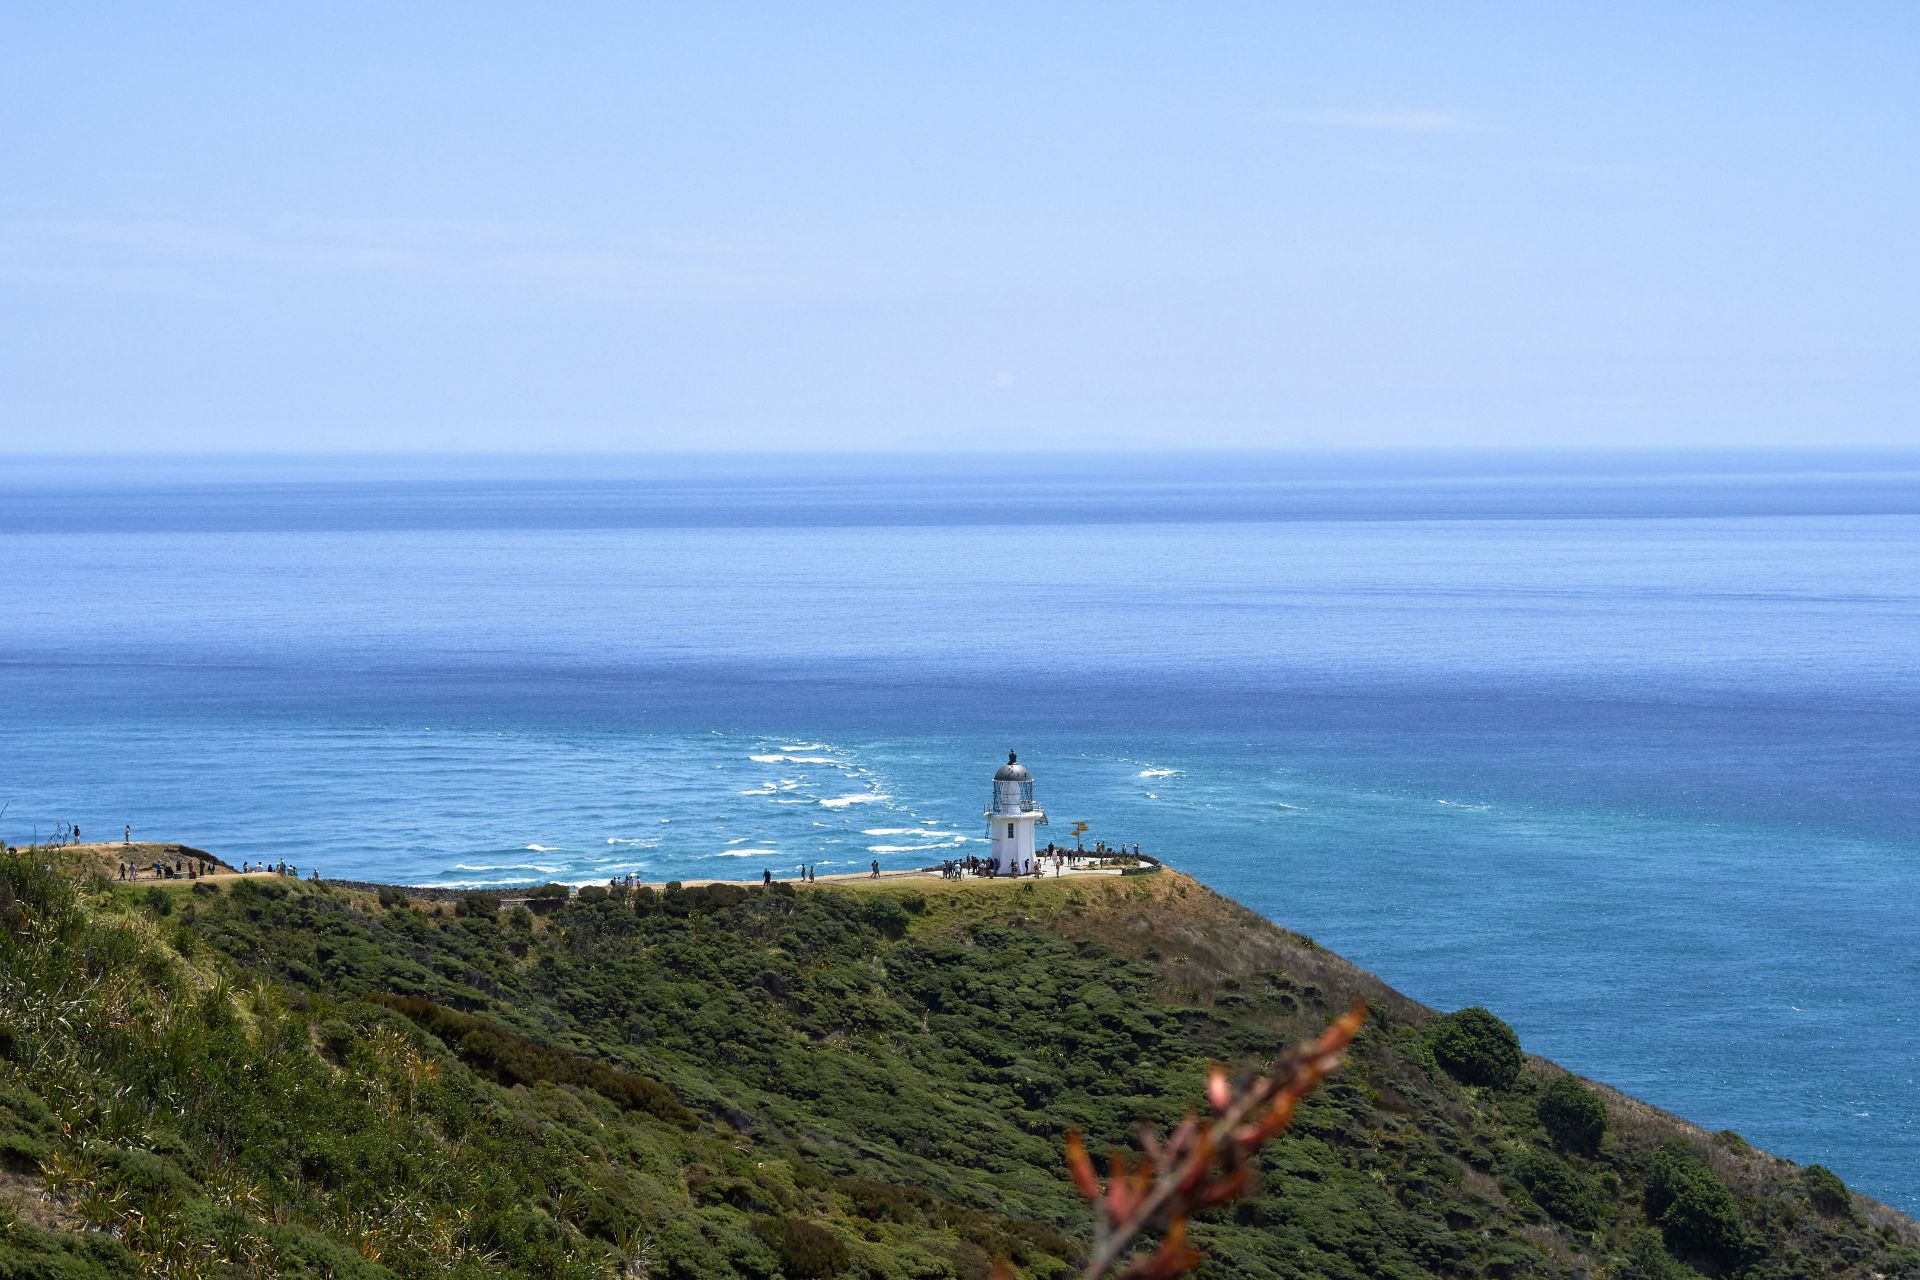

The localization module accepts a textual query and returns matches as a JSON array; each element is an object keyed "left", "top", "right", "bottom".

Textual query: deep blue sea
[{"left": 1, "top": 450, "right": 1915, "bottom": 1211}]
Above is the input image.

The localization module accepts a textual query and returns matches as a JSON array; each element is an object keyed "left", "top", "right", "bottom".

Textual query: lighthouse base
[{"left": 985, "top": 811, "right": 1044, "bottom": 876}]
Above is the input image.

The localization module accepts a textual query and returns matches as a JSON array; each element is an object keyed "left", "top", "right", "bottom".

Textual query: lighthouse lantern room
[{"left": 985, "top": 751, "right": 1046, "bottom": 875}]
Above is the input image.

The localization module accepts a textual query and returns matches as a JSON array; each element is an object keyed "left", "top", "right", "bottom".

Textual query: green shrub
[
  {"left": 370, "top": 993, "right": 695, "bottom": 1128},
  {"left": 376, "top": 886, "right": 407, "bottom": 910},
  {"left": 1802, "top": 1164, "right": 1854, "bottom": 1218},
  {"left": 527, "top": 883, "right": 571, "bottom": 901},
  {"left": 0, "top": 1130, "right": 46, "bottom": 1172},
  {"left": 1537, "top": 1075, "right": 1607, "bottom": 1155},
  {"left": 575, "top": 885, "right": 609, "bottom": 905},
  {"left": 315, "top": 1018, "right": 356, "bottom": 1060},
  {"left": 860, "top": 896, "right": 912, "bottom": 940},
  {"left": 0, "top": 1213, "right": 142, "bottom": 1278},
  {"left": 1513, "top": 1150, "right": 1599, "bottom": 1230},
  {"left": 1426, "top": 1007, "right": 1521, "bottom": 1089},
  {"left": 752, "top": 1218, "right": 850, "bottom": 1279},
  {"left": 93, "top": 1145, "right": 200, "bottom": 1203},
  {"left": 1614, "top": 1228, "right": 1691, "bottom": 1280},
  {"left": 844, "top": 1177, "right": 919, "bottom": 1223},
  {"left": 142, "top": 887, "right": 173, "bottom": 917},
  {"left": 1647, "top": 1141, "right": 1745, "bottom": 1267},
  {"left": 456, "top": 892, "right": 500, "bottom": 918},
  {"left": 692, "top": 883, "right": 747, "bottom": 912}
]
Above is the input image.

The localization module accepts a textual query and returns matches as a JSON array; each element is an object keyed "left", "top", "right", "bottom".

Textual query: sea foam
[{"left": 819, "top": 794, "right": 888, "bottom": 808}]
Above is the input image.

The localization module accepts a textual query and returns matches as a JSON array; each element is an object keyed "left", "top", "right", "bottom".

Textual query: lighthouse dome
[{"left": 994, "top": 751, "right": 1031, "bottom": 782}]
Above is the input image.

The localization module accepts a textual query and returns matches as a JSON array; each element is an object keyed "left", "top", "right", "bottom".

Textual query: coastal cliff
[{"left": 1, "top": 850, "right": 1913, "bottom": 1279}]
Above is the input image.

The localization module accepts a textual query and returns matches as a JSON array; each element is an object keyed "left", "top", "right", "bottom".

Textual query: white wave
[
  {"left": 606, "top": 836, "right": 659, "bottom": 847},
  {"left": 452, "top": 862, "right": 559, "bottom": 874},
  {"left": 749, "top": 754, "right": 844, "bottom": 765},
  {"left": 820, "top": 793, "right": 889, "bottom": 808},
  {"left": 1137, "top": 768, "right": 1179, "bottom": 778},
  {"left": 863, "top": 828, "right": 957, "bottom": 837},
  {"left": 868, "top": 840, "right": 966, "bottom": 853},
  {"left": 711, "top": 848, "right": 781, "bottom": 858},
  {"left": 524, "top": 844, "right": 558, "bottom": 852},
  {"left": 726, "top": 836, "right": 753, "bottom": 845},
  {"left": 738, "top": 784, "right": 778, "bottom": 795}
]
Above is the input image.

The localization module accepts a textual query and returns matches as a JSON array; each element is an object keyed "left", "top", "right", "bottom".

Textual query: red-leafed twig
[{"left": 1063, "top": 1001, "right": 1367, "bottom": 1280}]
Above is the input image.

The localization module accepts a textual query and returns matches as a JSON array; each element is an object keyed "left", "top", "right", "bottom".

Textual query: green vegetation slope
[{"left": 1, "top": 852, "right": 1914, "bottom": 1280}]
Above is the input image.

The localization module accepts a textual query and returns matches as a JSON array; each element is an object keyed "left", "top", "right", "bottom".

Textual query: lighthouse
[{"left": 985, "top": 751, "right": 1046, "bottom": 875}]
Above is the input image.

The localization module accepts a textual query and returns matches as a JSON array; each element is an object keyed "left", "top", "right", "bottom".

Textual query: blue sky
[{"left": 3, "top": 4, "right": 1916, "bottom": 451}]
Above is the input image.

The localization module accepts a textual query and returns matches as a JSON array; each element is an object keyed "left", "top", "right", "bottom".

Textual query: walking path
[{"left": 29, "top": 839, "right": 1155, "bottom": 901}]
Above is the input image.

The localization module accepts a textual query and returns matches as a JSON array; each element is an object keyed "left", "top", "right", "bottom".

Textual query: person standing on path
[
  {"left": 124, "top": 825, "right": 131, "bottom": 845},
  {"left": 763, "top": 868, "right": 772, "bottom": 887},
  {"left": 870, "top": 858, "right": 879, "bottom": 879}
]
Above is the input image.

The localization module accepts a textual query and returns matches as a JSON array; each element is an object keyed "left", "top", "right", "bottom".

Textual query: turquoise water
[{"left": 1, "top": 451, "right": 1915, "bottom": 1210}]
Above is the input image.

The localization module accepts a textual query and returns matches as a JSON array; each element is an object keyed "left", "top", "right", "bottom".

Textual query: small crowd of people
[
  {"left": 559, "top": 840, "right": 1152, "bottom": 897},
  {"left": 117, "top": 857, "right": 214, "bottom": 882},
  {"left": 114, "top": 857, "right": 318, "bottom": 882},
  {"left": 239, "top": 860, "right": 315, "bottom": 880},
  {"left": 935, "top": 841, "right": 1143, "bottom": 880}
]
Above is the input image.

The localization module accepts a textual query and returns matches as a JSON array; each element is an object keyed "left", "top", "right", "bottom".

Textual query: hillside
[{"left": 1, "top": 851, "right": 1914, "bottom": 1280}]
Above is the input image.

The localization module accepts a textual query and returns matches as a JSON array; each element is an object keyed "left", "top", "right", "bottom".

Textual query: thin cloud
[
  {"left": 1274, "top": 108, "right": 1478, "bottom": 134},
  {"left": 0, "top": 217, "right": 851, "bottom": 302}
]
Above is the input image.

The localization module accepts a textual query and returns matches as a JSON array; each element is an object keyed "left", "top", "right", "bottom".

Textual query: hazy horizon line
[{"left": 6, "top": 444, "right": 1919, "bottom": 460}]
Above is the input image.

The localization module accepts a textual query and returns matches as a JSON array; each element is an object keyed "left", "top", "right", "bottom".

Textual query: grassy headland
[{"left": 1, "top": 848, "right": 1913, "bottom": 1279}]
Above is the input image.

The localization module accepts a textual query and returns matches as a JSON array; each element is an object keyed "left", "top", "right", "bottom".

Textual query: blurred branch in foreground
[{"left": 1058, "top": 1001, "right": 1367, "bottom": 1280}]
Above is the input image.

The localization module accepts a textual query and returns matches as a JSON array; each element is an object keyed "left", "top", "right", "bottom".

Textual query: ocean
[{"left": 1, "top": 450, "right": 1914, "bottom": 1211}]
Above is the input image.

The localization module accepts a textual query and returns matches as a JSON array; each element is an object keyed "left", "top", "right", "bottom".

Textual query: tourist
[
  {"left": 124, "top": 824, "right": 131, "bottom": 844},
  {"left": 763, "top": 868, "right": 772, "bottom": 886},
  {"left": 870, "top": 858, "right": 879, "bottom": 879}
]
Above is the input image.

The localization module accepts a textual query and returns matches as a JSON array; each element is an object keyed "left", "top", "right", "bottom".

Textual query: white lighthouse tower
[{"left": 985, "top": 751, "right": 1046, "bottom": 875}]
